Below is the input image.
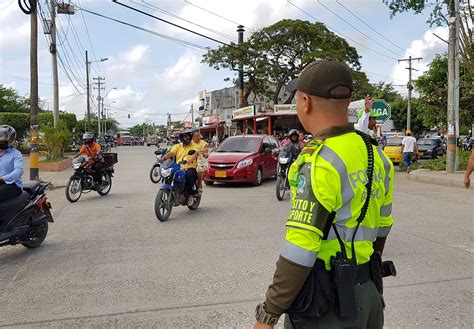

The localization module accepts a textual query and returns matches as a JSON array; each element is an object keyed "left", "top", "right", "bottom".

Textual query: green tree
[
  {"left": 74, "top": 118, "right": 119, "bottom": 138},
  {"left": 383, "top": 0, "right": 473, "bottom": 75},
  {"left": 129, "top": 123, "right": 155, "bottom": 137},
  {"left": 0, "top": 85, "right": 30, "bottom": 113},
  {"left": 42, "top": 120, "right": 72, "bottom": 159},
  {"left": 389, "top": 97, "right": 425, "bottom": 134},
  {"left": 203, "top": 19, "right": 363, "bottom": 105},
  {"left": 413, "top": 54, "right": 473, "bottom": 131}
]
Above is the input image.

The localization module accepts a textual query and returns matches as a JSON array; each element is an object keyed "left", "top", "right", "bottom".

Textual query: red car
[{"left": 204, "top": 135, "right": 279, "bottom": 186}]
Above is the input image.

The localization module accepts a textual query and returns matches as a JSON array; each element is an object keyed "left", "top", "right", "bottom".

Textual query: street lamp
[{"left": 85, "top": 51, "right": 108, "bottom": 128}]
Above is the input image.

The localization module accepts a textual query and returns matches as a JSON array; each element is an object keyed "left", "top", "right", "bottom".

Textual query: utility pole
[
  {"left": 85, "top": 51, "right": 91, "bottom": 128},
  {"left": 398, "top": 55, "right": 422, "bottom": 131},
  {"left": 50, "top": 0, "right": 59, "bottom": 128},
  {"left": 167, "top": 113, "right": 171, "bottom": 138},
  {"left": 30, "top": 2, "right": 39, "bottom": 181},
  {"left": 447, "top": 0, "right": 460, "bottom": 173},
  {"left": 237, "top": 25, "right": 245, "bottom": 108},
  {"left": 93, "top": 76, "right": 105, "bottom": 137},
  {"left": 190, "top": 103, "right": 194, "bottom": 128}
]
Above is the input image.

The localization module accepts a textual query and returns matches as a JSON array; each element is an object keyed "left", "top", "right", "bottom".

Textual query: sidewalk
[
  {"left": 408, "top": 169, "right": 472, "bottom": 190},
  {"left": 22, "top": 155, "right": 73, "bottom": 189}
]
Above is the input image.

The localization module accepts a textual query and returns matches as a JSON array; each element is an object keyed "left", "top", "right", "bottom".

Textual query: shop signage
[
  {"left": 273, "top": 104, "right": 297, "bottom": 115},
  {"left": 348, "top": 99, "right": 391, "bottom": 124},
  {"left": 233, "top": 105, "right": 255, "bottom": 119},
  {"left": 203, "top": 114, "right": 220, "bottom": 125}
]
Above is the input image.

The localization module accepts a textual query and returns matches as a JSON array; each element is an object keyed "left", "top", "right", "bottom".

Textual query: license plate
[{"left": 215, "top": 171, "right": 227, "bottom": 178}]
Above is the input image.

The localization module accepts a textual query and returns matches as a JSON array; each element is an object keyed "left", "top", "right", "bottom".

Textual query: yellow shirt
[
  {"left": 196, "top": 140, "right": 208, "bottom": 152},
  {"left": 170, "top": 142, "right": 200, "bottom": 169}
]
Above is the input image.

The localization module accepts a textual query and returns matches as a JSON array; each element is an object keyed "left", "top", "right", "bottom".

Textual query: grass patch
[
  {"left": 411, "top": 151, "right": 470, "bottom": 171},
  {"left": 39, "top": 157, "right": 67, "bottom": 163}
]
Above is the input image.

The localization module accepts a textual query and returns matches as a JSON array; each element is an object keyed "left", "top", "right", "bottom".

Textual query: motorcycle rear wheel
[
  {"left": 150, "top": 164, "right": 161, "bottom": 183},
  {"left": 22, "top": 222, "right": 48, "bottom": 249},
  {"left": 276, "top": 175, "right": 286, "bottom": 201},
  {"left": 188, "top": 195, "right": 201, "bottom": 210},
  {"left": 155, "top": 190, "right": 172, "bottom": 221},
  {"left": 65, "top": 177, "right": 82, "bottom": 203},
  {"left": 97, "top": 173, "right": 112, "bottom": 195}
]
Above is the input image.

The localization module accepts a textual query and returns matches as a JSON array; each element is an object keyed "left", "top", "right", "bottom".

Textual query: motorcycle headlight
[
  {"left": 73, "top": 163, "right": 82, "bottom": 169},
  {"left": 279, "top": 157, "right": 289, "bottom": 164},
  {"left": 161, "top": 167, "right": 172, "bottom": 178},
  {"left": 237, "top": 159, "right": 253, "bottom": 168}
]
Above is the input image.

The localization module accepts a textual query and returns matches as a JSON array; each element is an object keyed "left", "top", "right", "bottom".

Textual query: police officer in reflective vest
[{"left": 253, "top": 59, "right": 394, "bottom": 329}]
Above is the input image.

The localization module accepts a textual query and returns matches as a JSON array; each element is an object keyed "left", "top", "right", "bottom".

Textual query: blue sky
[{"left": 0, "top": 0, "right": 449, "bottom": 128}]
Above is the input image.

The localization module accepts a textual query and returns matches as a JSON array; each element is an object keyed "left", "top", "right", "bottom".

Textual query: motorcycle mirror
[
  {"left": 154, "top": 150, "right": 163, "bottom": 155},
  {"left": 188, "top": 150, "right": 196, "bottom": 155}
]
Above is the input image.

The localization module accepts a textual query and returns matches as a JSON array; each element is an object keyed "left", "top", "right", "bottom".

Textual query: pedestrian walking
[
  {"left": 253, "top": 59, "right": 395, "bottom": 329},
  {"left": 401, "top": 130, "right": 418, "bottom": 173},
  {"left": 463, "top": 144, "right": 474, "bottom": 189}
]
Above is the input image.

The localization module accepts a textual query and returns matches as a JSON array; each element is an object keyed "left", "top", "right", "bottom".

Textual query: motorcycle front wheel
[
  {"left": 149, "top": 164, "right": 161, "bottom": 183},
  {"left": 155, "top": 189, "right": 172, "bottom": 221},
  {"left": 65, "top": 177, "right": 82, "bottom": 203},
  {"left": 276, "top": 174, "right": 287, "bottom": 201}
]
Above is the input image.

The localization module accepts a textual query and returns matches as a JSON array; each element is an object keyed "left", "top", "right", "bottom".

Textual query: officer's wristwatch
[{"left": 255, "top": 302, "right": 279, "bottom": 325}]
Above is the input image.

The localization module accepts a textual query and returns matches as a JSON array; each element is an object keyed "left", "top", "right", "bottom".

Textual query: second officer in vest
[{"left": 253, "top": 59, "right": 395, "bottom": 329}]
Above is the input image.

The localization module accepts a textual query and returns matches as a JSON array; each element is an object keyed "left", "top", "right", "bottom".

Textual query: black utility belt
[{"left": 286, "top": 255, "right": 396, "bottom": 321}]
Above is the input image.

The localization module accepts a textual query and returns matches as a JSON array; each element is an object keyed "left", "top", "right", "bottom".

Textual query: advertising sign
[
  {"left": 348, "top": 99, "right": 391, "bottom": 124},
  {"left": 273, "top": 104, "right": 296, "bottom": 115},
  {"left": 203, "top": 114, "right": 220, "bottom": 126},
  {"left": 233, "top": 105, "right": 255, "bottom": 119}
]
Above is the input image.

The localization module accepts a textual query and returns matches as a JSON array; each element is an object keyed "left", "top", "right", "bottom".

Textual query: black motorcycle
[
  {"left": 65, "top": 153, "right": 117, "bottom": 203},
  {"left": 275, "top": 148, "right": 298, "bottom": 201},
  {"left": 0, "top": 181, "right": 54, "bottom": 249},
  {"left": 150, "top": 149, "right": 167, "bottom": 184}
]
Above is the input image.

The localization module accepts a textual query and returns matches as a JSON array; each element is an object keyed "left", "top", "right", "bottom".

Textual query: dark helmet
[
  {"left": 178, "top": 129, "right": 193, "bottom": 145},
  {"left": 82, "top": 132, "right": 95, "bottom": 144},
  {"left": 0, "top": 125, "right": 17, "bottom": 146}
]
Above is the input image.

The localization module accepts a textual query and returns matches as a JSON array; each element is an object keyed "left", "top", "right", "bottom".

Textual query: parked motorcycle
[
  {"left": 154, "top": 150, "right": 201, "bottom": 221},
  {"left": 65, "top": 153, "right": 117, "bottom": 203},
  {"left": 275, "top": 149, "right": 293, "bottom": 201},
  {"left": 0, "top": 181, "right": 53, "bottom": 249},
  {"left": 149, "top": 149, "right": 167, "bottom": 184}
]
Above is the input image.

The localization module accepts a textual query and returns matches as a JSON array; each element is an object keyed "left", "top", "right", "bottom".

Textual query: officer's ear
[{"left": 297, "top": 91, "right": 313, "bottom": 116}]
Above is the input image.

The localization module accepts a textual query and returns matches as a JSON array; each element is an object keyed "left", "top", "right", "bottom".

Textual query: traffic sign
[
  {"left": 225, "top": 119, "right": 232, "bottom": 127},
  {"left": 371, "top": 99, "right": 391, "bottom": 124}
]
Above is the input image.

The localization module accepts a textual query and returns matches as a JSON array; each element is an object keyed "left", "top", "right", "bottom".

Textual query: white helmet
[{"left": 0, "top": 125, "right": 17, "bottom": 146}]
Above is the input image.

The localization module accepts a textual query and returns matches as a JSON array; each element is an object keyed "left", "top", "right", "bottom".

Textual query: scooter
[
  {"left": 154, "top": 150, "right": 201, "bottom": 221},
  {"left": 0, "top": 181, "right": 53, "bottom": 249}
]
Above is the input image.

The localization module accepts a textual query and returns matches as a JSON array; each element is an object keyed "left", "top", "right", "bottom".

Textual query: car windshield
[
  {"left": 418, "top": 139, "right": 436, "bottom": 145},
  {"left": 216, "top": 138, "right": 261, "bottom": 153},
  {"left": 387, "top": 138, "right": 402, "bottom": 146}
]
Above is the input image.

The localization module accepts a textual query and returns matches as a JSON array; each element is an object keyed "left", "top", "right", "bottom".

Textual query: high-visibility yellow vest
[{"left": 281, "top": 131, "right": 394, "bottom": 270}]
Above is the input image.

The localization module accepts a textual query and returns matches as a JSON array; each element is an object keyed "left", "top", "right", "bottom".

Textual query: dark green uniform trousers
[{"left": 284, "top": 280, "right": 384, "bottom": 329}]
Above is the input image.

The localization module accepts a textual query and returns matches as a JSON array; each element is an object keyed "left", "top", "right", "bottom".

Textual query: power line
[
  {"left": 316, "top": 0, "right": 404, "bottom": 57},
  {"left": 334, "top": 0, "right": 415, "bottom": 57},
  {"left": 287, "top": 0, "right": 399, "bottom": 61},
  {"left": 184, "top": 0, "right": 256, "bottom": 33},
  {"left": 112, "top": 0, "right": 228, "bottom": 45},
  {"left": 138, "top": 0, "right": 238, "bottom": 42},
  {"left": 77, "top": 6, "right": 208, "bottom": 51},
  {"left": 75, "top": 0, "right": 104, "bottom": 77}
]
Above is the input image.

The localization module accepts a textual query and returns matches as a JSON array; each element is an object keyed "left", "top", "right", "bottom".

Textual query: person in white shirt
[
  {"left": 401, "top": 130, "right": 418, "bottom": 173},
  {"left": 355, "top": 95, "right": 381, "bottom": 137}
]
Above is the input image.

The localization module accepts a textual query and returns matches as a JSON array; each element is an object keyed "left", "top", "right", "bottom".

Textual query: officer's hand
[
  {"left": 464, "top": 175, "right": 470, "bottom": 189},
  {"left": 365, "top": 95, "right": 375, "bottom": 113},
  {"left": 253, "top": 322, "right": 273, "bottom": 329}
]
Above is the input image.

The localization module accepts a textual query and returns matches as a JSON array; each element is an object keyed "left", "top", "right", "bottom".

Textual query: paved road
[{"left": 0, "top": 146, "right": 472, "bottom": 328}]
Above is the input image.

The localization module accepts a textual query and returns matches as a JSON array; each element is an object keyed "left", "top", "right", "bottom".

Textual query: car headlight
[
  {"left": 161, "top": 168, "right": 172, "bottom": 178},
  {"left": 237, "top": 159, "right": 253, "bottom": 168},
  {"left": 73, "top": 163, "right": 82, "bottom": 169},
  {"left": 279, "top": 157, "right": 289, "bottom": 164}
]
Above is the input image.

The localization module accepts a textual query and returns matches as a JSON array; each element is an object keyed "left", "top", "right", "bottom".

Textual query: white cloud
[
  {"left": 124, "top": 44, "right": 150, "bottom": 63},
  {"left": 390, "top": 26, "right": 449, "bottom": 91}
]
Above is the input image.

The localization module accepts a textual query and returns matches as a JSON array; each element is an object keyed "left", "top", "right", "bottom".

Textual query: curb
[{"left": 408, "top": 169, "right": 472, "bottom": 190}]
